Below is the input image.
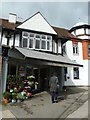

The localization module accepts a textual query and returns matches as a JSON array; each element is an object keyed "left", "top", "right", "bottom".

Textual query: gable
[{"left": 17, "top": 12, "right": 57, "bottom": 35}]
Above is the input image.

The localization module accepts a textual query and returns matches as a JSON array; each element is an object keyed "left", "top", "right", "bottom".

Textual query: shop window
[
  {"left": 73, "top": 67, "right": 79, "bottom": 79},
  {"left": 8, "top": 64, "right": 16, "bottom": 75},
  {"left": 88, "top": 44, "right": 90, "bottom": 56},
  {"left": 73, "top": 43, "right": 79, "bottom": 55}
]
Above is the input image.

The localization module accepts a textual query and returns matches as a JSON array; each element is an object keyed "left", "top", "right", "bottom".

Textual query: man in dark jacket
[{"left": 49, "top": 72, "right": 59, "bottom": 103}]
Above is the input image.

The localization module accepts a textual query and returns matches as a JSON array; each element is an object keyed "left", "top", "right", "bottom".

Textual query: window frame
[
  {"left": 73, "top": 43, "right": 79, "bottom": 55},
  {"left": 22, "top": 31, "right": 52, "bottom": 51}
]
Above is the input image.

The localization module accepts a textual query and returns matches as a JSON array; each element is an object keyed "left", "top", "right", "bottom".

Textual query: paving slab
[{"left": 1, "top": 87, "right": 88, "bottom": 119}]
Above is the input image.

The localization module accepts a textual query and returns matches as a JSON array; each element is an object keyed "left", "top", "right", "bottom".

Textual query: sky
[{"left": 0, "top": 2, "right": 89, "bottom": 29}]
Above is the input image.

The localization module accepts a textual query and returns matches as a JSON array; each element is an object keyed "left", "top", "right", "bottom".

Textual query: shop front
[{"left": 2, "top": 47, "right": 83, "bottom": 94}]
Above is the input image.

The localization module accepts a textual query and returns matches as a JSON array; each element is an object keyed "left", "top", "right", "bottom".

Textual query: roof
[
  {"left": 0, "top": 17, "right": 80, "bottom": 41},
  {"left": 17, "top": 12, "right": 57, "bottom": 35},
  {"left": 8, "top": 47, "right": 83, "bottom": 67},
  {"left": 52, "top": 26, "right": 74, "bottom": 38},
  {"left": 73, "top": 22, "right": 88, "bottom": 27},
  {"left": 70, "top": 22, "right": 90, "bottom": 32},
  {"left": 0, "top": 18, "right": 22, "bottom": 30}
]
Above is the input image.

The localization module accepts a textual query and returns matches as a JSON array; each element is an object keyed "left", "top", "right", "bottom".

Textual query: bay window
[{"left": 22, "top": 31, "right": 52, "bottom": 51}]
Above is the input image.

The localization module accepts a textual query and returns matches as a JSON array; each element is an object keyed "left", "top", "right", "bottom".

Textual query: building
[
  {"left": 64, "top": 22, "right": 90, "bottom": 86},
  {"left": 0, "top": 12, "right": 82, "bottom": 94}
]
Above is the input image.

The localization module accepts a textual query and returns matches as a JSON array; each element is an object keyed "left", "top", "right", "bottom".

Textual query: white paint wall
[
  {"left": 88, "top": 60, "right": 90, "bottom": 86},
  {"left": 76, "top": 28, "right": 84, "bottom": 35},
  {"left": 65, "top": 40, "right": 88, "bottom": 86},
  {"left": 65, "top": 27, "right": 90, "bottom": 86}
]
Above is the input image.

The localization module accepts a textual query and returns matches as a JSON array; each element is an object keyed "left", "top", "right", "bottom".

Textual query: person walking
[{"left": 49, "top": 72, "right": 59, "bottom": 103}]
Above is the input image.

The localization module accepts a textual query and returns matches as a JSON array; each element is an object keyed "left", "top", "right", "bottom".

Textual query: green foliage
[
  {"left": 12, "top": 93, "right": 17, "bottom": 99},
  {"left": 17, "top": 93, "right": 23, "bottom": 100},
  {"left": 3, "top": 92, "right": 11, "bottom": 99}
]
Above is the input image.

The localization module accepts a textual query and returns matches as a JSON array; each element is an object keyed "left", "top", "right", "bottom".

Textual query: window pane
[
  {"left": 73, "top": 67, "right": 79, "bottom": 79},
  {"left": 42, "top": 35, "right": 46, "bottom": 39},
  {"left": 47, "top": 41, "right": 50, "bottom": 50},
  {"left": 23, "top": 38, "right": 27, "bottom": 47},
  {"left": 29, "top": 39, "right": 33, "bottom": 48},
  {"left": 35, "top": 40, "right": 40, "bottom": 49},
  {"left": 36, "top": 34, "right": 40, "bottom": 38},
  {"left": 63, "top": 43, "right": 66, "bottom": 54},
  {"left": 47, "top": 36, "right": 51, "bottom": 40},
  {"left": 41, "top": 40, "right": 46, "bottom": 49},
  {"left": 23, "top": 32, "right": 28, "bottom": 37},
  {"left": 30, "top": 33, "right": 34, "bottom": 38}
]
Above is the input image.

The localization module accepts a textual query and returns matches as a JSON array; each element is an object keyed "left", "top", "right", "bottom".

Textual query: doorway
[{"left": 40, "top": 67, "right": 49, "bottom": 91}]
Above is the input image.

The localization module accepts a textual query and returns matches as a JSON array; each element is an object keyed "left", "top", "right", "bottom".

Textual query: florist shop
[{"left": 2, "top": 46, "right": 82, "bottom": 103}]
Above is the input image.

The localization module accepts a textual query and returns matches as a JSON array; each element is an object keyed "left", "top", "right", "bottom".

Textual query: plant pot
[
  {"left": 3, "top": 98, "right": 9, "bottom": 104},
  {"left": 12, "top": 99, "right": 16, "bottom": 103}
]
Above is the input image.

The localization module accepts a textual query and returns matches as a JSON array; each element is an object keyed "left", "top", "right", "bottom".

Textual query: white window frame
[
  {"left": 22, "top": 32, "right": 28, "bottom": 48},
  {"left": 22, "top": 31, "right": 52, "bottom": 51},
  {"left": 73, "top": 43, "right": 79, "bottom": 55},
  {"left": 29, "top": 33, "right": 35, "bottom": 49}
]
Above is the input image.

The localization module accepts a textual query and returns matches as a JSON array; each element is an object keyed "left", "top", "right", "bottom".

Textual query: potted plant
[
  {"left": 17, "top": 93, "right": 23, "bottom": 102},
  {"left": 12, "top": 93, "right": 17, "bottom": 103},
  {"left": 3, "top": 92, "right": 11, "bottom": 104}
]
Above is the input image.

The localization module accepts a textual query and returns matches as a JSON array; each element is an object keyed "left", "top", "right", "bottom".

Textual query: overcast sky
[{"left": 1, "top": 2, "right": 88, "bottom": 29}]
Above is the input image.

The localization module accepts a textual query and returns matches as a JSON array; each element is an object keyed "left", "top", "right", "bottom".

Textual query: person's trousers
[{"left": 51, "top": 91, "right": 58, "bottom": 103}]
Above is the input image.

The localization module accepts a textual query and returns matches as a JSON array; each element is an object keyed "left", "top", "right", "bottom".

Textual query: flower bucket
[
  {"left": 3, "top": 98, "right": 9, "bottom": 104},
  {"left": 12, "top": 99, "right": 16, "bottom": 103}
]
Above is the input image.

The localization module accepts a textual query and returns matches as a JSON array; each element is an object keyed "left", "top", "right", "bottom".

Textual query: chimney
[{"left": 9, "top": 13, "right": 17, "bottom": 23}]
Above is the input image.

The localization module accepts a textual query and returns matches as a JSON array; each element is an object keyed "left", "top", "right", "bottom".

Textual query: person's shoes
[
  {"left": 55, "top": 100, "right": 58, "bottom": 103},
  {"left": 52, "top": 101, "right": 55, "bottom": 103}
]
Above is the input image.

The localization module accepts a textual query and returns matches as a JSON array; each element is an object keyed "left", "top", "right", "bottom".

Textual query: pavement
[{"left": 0, "top": 87, "right": 89, "bottom": 119}]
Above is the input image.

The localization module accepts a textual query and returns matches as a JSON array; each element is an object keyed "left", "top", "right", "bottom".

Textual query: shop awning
[{"left": 8, "top": 47, "right": 83, "bottom": 67}]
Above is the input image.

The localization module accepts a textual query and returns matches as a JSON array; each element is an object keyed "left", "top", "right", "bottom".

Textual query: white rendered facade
[{"left": 65, "top": 23, "right": 90, "bottom": 86}]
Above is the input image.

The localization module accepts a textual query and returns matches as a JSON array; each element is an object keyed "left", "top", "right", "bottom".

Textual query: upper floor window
[
  {"left": 62, "top": 43, "right": 66, "bottom": 54},
  {"left": 88, "top": 44, "right": 90, "bottom": 56},
  {"left": 73, "top": 67, "right": 79, "bottom": 79},
  {"left": 22, "top": 31, "right": 52, "bottom": 51},
  {"left": 73, "top": 43, "right": 79, "bottom": 55}
]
